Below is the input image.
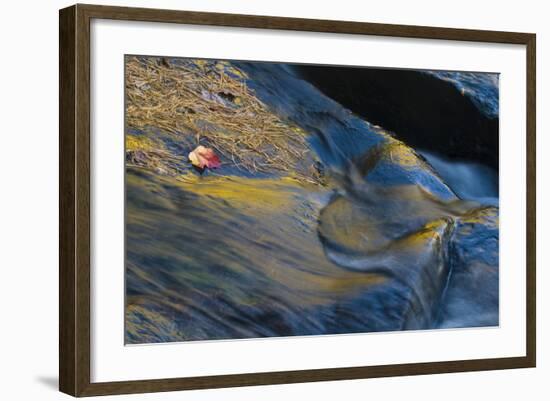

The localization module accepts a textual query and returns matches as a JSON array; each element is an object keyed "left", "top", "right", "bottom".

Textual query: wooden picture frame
[{"left": 59, "top": 3, "right": 536, "bottom": 397}]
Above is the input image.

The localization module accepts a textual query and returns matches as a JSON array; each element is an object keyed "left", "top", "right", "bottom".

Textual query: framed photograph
[{"left": 59, "top": 4, "right": 536, "bottom": 397}]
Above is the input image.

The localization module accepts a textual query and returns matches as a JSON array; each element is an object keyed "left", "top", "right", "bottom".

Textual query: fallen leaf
[{"left": 188, "top": 145, "right": 221, "bottom": 169}]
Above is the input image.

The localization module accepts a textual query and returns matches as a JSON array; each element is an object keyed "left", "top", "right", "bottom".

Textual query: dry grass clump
[
  {"left": 125, "top": 134, "right": 184, "bottom": 175},
  {"left": 125, "top": 56, "right": 320, "bottom": 183}
]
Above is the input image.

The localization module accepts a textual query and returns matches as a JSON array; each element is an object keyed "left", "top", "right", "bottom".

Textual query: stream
[{"left": 125, "top": 60, "right": 499, "bottom": 344}]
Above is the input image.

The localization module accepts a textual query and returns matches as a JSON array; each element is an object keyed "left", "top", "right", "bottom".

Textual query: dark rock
[{"left": 293, "top": 65, "right": 499, "bottom": 170}]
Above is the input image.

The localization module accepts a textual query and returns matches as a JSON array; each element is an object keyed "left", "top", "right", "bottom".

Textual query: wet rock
[
  {"left": 437, "top": 207, "right": 499, "bottom": 328},
  {"left": 293, "top": 64, "right": 499, "bottom": 169}
]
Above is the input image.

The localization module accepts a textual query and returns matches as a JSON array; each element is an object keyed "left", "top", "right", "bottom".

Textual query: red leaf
[{"left": 188, "top": 145, "right": 221, "bottom": 169}]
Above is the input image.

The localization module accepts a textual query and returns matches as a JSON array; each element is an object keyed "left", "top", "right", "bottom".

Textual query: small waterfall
[{"left": 420, "top": 151, "right": 498, "bottom": 205}]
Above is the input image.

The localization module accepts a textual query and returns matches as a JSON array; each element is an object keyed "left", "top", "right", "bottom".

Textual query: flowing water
[
  {"left": 420, "top": 151, "right": 499, "bottom": 205},
  {"left": 125, "top": 61, "right": 499, "bottom": 344}
]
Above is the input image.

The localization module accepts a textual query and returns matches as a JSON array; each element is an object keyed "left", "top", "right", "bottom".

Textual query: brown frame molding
[{"left": 59, "top": 3, "right": 536, "bottom": 397}]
